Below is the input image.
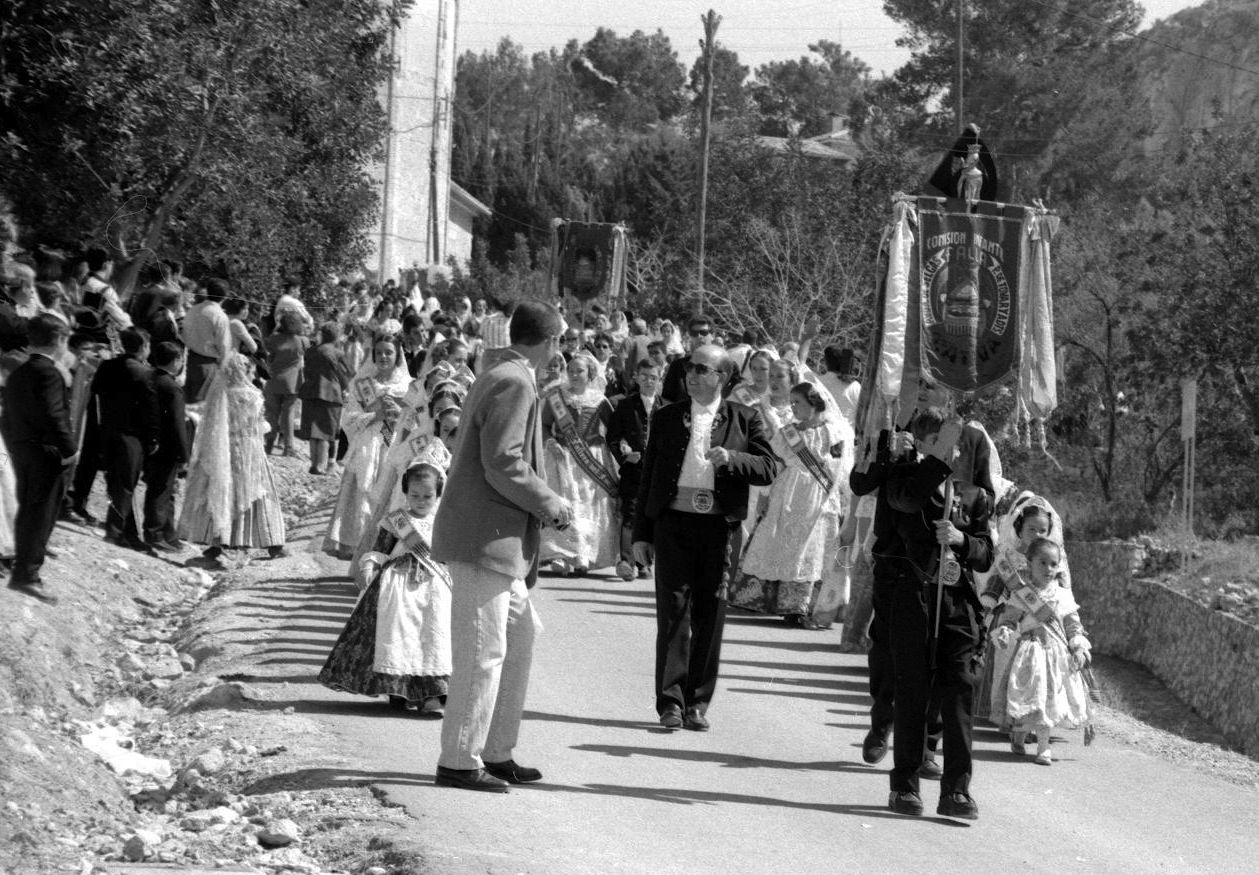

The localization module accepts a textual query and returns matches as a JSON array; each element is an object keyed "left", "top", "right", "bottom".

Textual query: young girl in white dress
[
  {"left": 321, "top": 337, "right": 412, "bottom": 558},
  {"left": 540, "top": 354, "right": 619, "bottom": 576},
  {"left": 319, "top": 460, "right": 452, "bottom": 716},
  {"left": 988, "top": 537, "right": 1093, "bottom": 765},
  {"left": 732, "top": 381, "right": 852, "bottom": 623}
]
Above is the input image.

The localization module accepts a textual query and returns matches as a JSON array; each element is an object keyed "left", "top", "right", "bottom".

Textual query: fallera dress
[
  {"left": 319, "top": 510, "right": 452, "bottom": 704},
  {"left": 539, "top": 385, "right": 620, "bottom": 571}
]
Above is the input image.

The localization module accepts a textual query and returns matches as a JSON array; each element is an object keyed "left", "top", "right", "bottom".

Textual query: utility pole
[
  {"left": 955, "top": 0, "right": 965, "bottom": 134},
  {"left": 696, "top": 9, "right": 720, "bottom": 315}
]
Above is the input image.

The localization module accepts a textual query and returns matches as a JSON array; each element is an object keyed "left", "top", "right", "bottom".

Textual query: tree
[
  {"left": 749, "top": 40, "right": 871, "bottom": 137},
  {"left": 687, "top": 44, "right": 749, "bottom": 120},
  {"left": 570, "top": 28, "right": 687, "bottom": 130},
  {"left": 877, "top": 0, "right": 1143, "bottom": 200},
  {"left": 0, "top": 0, "right": 408, "bottom": 294}
]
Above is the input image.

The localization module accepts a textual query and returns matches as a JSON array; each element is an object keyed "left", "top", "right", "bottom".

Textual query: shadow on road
[{"left": 569, "top": 742, "right": 874, "bottom": 774}]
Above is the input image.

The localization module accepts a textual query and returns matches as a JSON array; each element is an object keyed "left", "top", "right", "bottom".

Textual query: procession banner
[
  {"left": 915, "top": 199, "right": 1024, "bottom": 395},
  {"left": 544, "top": 388, "right": 619, "bottom": 497}
]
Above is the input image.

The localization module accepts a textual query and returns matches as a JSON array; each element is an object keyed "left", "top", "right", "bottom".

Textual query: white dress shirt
[{"left": 678, "top": 396, "right": 721, "bottom": 489}]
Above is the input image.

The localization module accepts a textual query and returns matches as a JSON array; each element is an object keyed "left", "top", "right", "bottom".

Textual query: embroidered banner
[
  {"left": 544, "top": 388, "right": 619, "bottom": 497},
  {"left": 916, "top": 201, "right": 1023, "bottom": 394}
]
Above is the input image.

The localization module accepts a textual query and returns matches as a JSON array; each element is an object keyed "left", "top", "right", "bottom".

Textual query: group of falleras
[{"left": 298, "top": 300, "right": 1093, "bottom": 819}]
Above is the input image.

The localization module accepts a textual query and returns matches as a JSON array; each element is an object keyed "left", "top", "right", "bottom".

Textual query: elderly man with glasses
[
  {"left": 632, "top": 344, "right": 778, "bottom": 731},
  {"left": 660, "top": 315, "right": 718, "bottom": 403}
]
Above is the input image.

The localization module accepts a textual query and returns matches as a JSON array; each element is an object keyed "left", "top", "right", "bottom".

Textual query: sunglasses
[
  {"left": 689, "top": 328, "right": 712, "bottom": 337},
  {"left": 684, "top": 361, "right": 720, "bottom": 377}
]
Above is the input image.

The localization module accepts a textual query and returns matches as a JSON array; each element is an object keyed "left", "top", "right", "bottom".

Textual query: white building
[{"left": 366, "top": 0, "right": 488, "bottom": 282}]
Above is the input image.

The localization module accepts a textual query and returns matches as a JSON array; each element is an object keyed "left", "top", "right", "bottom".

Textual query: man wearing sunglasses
[
  {"left": 659, "top": 316, "right": 717, "bottom": 403},
  {"left": 632, "top": 344, "right": 778, "bottom": 732}
]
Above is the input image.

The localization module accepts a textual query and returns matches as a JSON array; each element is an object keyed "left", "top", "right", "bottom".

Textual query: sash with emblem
[
  {"left": 544, "top": 387, "right": 619, "bottom": 497},
  {"left": 381, "top": 509, "right": 447, "bottom": 587},
  {"left": 778, "top": 423, "right": 835, "bottom": 493}
]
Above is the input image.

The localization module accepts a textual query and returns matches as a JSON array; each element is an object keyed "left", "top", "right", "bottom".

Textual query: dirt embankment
[{"left": 0, "top": 454, "right": 422, "bottom": 875}]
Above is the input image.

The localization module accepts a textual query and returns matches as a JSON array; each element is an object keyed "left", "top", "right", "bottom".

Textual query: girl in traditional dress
[
  {"left": 731, "top": 381, "right": 853, "bottom": 624},
  {"left": 988, "top": 538, "right": 1092, "bottom": 765},
  {"left": 178, "top": 354, "right": 286, "bottom": 565},
  {"left": 540, "top": 354, "right": 620, "bottom": 576},
  {"left": 729, "top": 349, "right": 773, "bottom": 407},
  {"left": 975, "top": 493, "right": 1071, "bottom": 718},
  {"left": 321, "top": 337, "right": 411, "bottom": 559},
  {"left": 319, "top": 460, "right": 452, "bottom": 716}
]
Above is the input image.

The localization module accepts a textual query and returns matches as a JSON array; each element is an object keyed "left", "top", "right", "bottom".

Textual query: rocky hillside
[{"left": 1134, "top": 0, "right": 1259, "bottom": 154}]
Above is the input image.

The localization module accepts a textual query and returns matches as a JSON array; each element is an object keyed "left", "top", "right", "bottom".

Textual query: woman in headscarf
[
  {"left": 539, "top": 353, "right": 620, "bottom": 576},
  {"left": 178, "top": 354, "right": 286, "bottom": 566},
  {"left": 729, "top": 377, "right": 854, "bottom": 626},
  {"left": 320, "top": 335, "right": 412, "bottom": 559}
]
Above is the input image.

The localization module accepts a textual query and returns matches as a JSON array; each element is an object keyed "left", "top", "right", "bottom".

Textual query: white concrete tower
[{"left": 369, "top": 0, "right": 458, "bottom": 283}]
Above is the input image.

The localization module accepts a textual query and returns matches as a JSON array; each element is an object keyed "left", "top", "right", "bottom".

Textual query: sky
[{"left": 456, "top": 0, "right": 1205, "bottom": 77}]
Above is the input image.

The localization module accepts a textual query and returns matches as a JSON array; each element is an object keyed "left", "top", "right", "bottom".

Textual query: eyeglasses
[
  {"left": 684, "top": 361, "right": 720, "bottom": 377},
  {"left": 689, "top": 328, "right": 712, "bottom": 337}
]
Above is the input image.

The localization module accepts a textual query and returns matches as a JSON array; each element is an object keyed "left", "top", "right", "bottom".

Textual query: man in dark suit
[
  {"left": 607, "top": 358, "right": 662, "bottom": 580},
  {"left": 142, "top": 342, "right": 190, "bottom": 552},
  {"left": 2, "top": 314, "right": 77, "bottom": 602},
  {"left": 633, "top": 344, "right": 778, "bottom": 731},
  {"left": 92, "top": 327, "right": 159, "bottom": 553}
]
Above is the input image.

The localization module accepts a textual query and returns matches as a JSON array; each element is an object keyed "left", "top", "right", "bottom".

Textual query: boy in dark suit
[
  {"left": 606, "top": 358, "right": 661, "bottom": 580},
  {"left": 143, "top": 342, "right": 191, "bottom": 552},
  {"left": 2, "top": 314, "right": 76, "bottom": 602},
  {"left": 92, "top": 327, "right": 159, "bottom": 553}
]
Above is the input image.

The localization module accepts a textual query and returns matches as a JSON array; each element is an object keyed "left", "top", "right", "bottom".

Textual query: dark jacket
[
  {"left": 90, "top": 353, "right": 159, "bottom": 451},
  {"left": 882, "top": 454, "right": 994, "bottom": 588},
  {"left": 1, "top": 353, "right": 74, "bottom": 457},
  {"left": 607, "top": 392, "right": 660, "bottom": 500},
  {"left": 152, "top": 370, "right": 191, "bottom": 463},
  {"left": 298, "top": 342, "right": 351, "bottom": 403},
  {"left": 263, "top": 332, "right": 308, "bottom": 395},
  {"left": 632, "top": 398, "right": 778, "bottom": 544}
]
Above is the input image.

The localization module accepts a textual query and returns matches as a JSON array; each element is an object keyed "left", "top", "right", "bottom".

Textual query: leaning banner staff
[{"left": 544, "top": 387, "right": 619, "bottom": 497}]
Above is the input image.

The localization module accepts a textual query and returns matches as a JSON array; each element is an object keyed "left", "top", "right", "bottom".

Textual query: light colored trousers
[{"left": 438, "top": 561, "right": 541, "bottom": 770}]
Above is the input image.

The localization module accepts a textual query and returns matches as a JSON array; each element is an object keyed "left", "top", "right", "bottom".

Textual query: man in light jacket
[{"left": 432, "top": 300, "right": 572, "bottom": 793}]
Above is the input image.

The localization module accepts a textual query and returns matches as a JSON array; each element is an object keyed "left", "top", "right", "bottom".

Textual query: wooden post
[
  {"left": 955, "top": 0, "right": 965, "bottom": 135},
  {"left": 696, "top": 10, "right": 720, "bottom": 315}
]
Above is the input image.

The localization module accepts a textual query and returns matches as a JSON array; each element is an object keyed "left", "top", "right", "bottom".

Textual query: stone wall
[{"left": 1068, "top": 541, "right": 1259, "bottom": 758}]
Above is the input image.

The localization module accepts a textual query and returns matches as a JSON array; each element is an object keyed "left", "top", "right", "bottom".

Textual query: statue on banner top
[{"left": 926, "top": 123, "right": 999, "bottom": 208}]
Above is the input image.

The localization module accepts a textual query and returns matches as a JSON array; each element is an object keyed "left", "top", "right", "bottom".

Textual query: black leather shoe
[
  {"left": 8, "top": 580, "right": 58, "bottom": 605},
  {"left": 434, "top": 766, "right": 509, "bottom": 793},
  {"left": 918, "top": 755, "right": 942, "bottom": 780},
  {"left": 483, "top": 759, "right": 542, "bottom": 784},
  {"left": 73, "top": 506, "right": 98, "bottom": 526},
  {"left": 683, "top": 706, "right": 710, "bottom": 732},
  {"left": 937, "top": 791, "right": 979, "bottom": 820},
  {"left": 862, "top": 729, "right": 890, "bottom": 764},
  {"left": 888, "top": 791, "right": 924, "bottom": 816},
  {"left": 659, "top": 704, "right": 683, "bottom": 730}
]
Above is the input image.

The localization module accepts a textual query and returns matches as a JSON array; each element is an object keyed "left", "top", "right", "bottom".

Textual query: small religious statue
[
  {"left": 925, "top": 122, "right": 998, "bottom": 207},
  {"left": 958, "top": 143, "right": 985, "bottom": 207}
]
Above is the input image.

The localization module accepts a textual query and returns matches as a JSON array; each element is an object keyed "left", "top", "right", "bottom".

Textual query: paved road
[{"left": 221, "top": 507, "right": 1257, "bottom": 874}]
